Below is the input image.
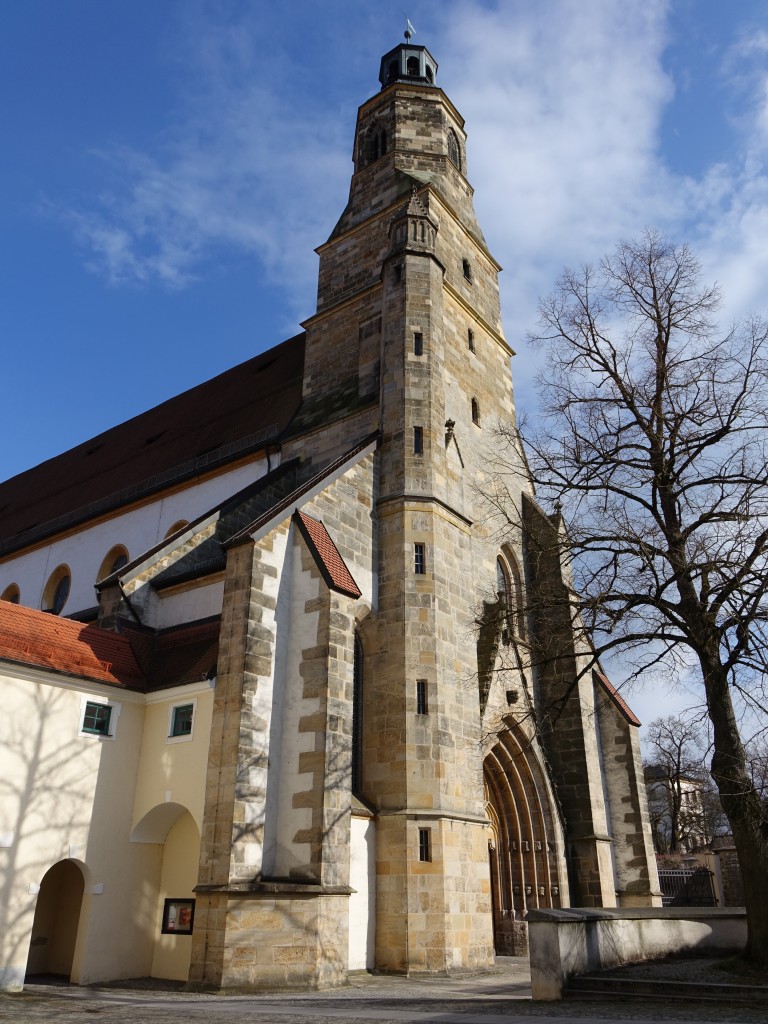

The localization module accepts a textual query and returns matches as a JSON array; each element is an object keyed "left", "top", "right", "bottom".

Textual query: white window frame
[
  {"left": 166, "top": 698, "right": 197, "bottom": 744},
  {"left": 78, "top": 695, "right": 121, "bottom": 741}
]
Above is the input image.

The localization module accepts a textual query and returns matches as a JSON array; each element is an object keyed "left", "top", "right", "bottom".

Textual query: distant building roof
[{"left": 0, "top": 334, "right": 306, "bottom": 557}]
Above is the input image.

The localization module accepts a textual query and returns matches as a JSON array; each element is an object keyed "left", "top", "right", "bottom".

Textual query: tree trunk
[
  {"left": 701, "top": 652, "right": 768, "bottom": 965},
  {"left": 670, "top": 780, "right": 682, "bottom": 854}
]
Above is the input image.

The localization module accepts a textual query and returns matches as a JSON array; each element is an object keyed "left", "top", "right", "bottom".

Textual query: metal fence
[{"left": 657, "top": 866, "right": 717, "bottom": 907}]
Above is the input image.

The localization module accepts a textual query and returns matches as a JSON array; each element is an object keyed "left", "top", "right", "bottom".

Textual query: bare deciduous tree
[
  {"left": 506, "top": 230, "right": 768, "bottom": 964},
  {"left": 644, "top": 713, "right": 726, "bottom": 855}
]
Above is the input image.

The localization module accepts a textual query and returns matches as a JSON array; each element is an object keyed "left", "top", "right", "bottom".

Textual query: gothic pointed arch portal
[{"left": 484, "top": 722, "right": 562, "bottom": 954}]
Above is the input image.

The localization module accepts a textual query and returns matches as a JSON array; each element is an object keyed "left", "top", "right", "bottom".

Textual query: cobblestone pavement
[{"left": 2, "top": 958, "right": 767, "bottom": 1024}]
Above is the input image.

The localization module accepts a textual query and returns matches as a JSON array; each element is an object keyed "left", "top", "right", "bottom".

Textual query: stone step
[{"left": 566, "top": 974, "right": 768, "bottom": 1003}]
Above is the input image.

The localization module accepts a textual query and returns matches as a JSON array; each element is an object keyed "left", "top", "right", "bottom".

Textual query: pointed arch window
[
  {"left": 1, "top": 583, "right": 20, "bottom": 604},
  {"left": 497, "top": 550, "right": 525, "bottom": 642},
  {"left": 447, "top": 129, "right": 461, "bottom": 170},
  {"left": 361, "top": 125, "right": 388, "bottom": 167},
  {"left": 371, "top": 128, "right": 387, "bottom": 160}
]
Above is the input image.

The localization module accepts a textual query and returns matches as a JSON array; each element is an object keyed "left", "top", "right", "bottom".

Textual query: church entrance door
[{"left": 484, "top": 724, "right": 561, "bottom": 955}]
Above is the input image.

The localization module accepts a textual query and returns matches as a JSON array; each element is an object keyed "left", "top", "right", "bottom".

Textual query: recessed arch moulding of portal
[{"left": 475, "top": 527, "right": 568, "bottom": 955}]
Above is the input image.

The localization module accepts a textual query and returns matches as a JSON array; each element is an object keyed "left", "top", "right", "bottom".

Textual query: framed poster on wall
[{"left": 161, "top": 898, "right": 195, "bottom": 934}]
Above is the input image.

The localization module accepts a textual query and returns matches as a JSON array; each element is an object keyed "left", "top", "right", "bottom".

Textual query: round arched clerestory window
[
  {"left": 98, "top": 545, "right": 129, "bottom": 582},
  {"left": 43, "top": 565, "right": 71, "bottom": 615}
]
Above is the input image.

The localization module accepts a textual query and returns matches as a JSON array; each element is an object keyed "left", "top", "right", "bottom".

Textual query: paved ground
[{"left": 2, "top": 958, "right": 767, "bottom": 1024}]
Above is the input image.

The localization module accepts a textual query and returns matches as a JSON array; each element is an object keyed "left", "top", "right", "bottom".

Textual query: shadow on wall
[{"left": 0, "top": 684, "right": 96, "bottom": 989}]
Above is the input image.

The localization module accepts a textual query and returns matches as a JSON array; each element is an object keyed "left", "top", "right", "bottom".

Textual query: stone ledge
[
  {"left": 194, "top": 881, "right": 353, "bottom": 897},
  {"left": 527, "top": 906, "right": 746, "bottom": 923}
]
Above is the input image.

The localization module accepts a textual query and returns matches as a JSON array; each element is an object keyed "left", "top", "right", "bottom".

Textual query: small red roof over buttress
[
  {"left": 594, "top": 669, "right": 642, "bottom": 727},
  {"left": 0, "top": 602, "right": 144, "bottom": 687},
  {"left": 294, "top": 511, "right": 361, "bottom": 599}
]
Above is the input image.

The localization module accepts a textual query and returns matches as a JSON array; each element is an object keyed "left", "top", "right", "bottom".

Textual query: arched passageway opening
[
  {"left": 25, "top": 860, "right": 85, "bottom": 982},
  {"left": 131, "top": 803, "right": 200, "bottom": 982}
]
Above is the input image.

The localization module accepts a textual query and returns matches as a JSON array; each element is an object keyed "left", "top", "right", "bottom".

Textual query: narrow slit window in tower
[
  {"left": 416, "top": 679, "right": 428, "bottom": 715},
  {"left": 414, "top": 332, "right": 423, "bottom": 356},
  {"left": 418, "top": 828, "right": 432, "bottom": 862},
  {"left": 472, "top": 398, "right": 480, "bottom": 425},
  {"left": 414, "top": 543, "right": 426, "bottom": 574},
  {"left": 468, "top": 328, "right": 475, "bottom": 352},
  {"left": 414, "top": 426, "right": 423, "bottom": 454}
]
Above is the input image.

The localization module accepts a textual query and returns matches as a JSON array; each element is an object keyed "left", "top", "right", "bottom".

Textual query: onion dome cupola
[{"left": 379, "top": 43, "right": 438, "bottom": 89}]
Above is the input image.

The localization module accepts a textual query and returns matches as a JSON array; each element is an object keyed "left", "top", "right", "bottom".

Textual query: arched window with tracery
[
  {"left": 497, "top": 549, "right": 525, "bottom": 642},
  {"left": 360, "top": 124, "right": 388, "bottom": 167},
  {"left": 447, "top": 128, "right": 461, "bottom": 170}
]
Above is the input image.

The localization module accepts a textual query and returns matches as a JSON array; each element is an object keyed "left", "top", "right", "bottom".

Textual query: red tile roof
[
  {"left": 594, "top": 669, "right": 642, "bottom": 727},
  {"left": 294, "top": 512, "right": 361, "bottom": 599},
  {"left": 0, "top": 334, "right": 306, "bottom": 557},
  {"left": 0, "top": 602, "right": 220, "bottom": 692},
  {"left": 0, "top": 602, "right": 144, "bottom": 687}
]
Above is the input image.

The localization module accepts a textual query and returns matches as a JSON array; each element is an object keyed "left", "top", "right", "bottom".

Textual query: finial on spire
[{"left": 404, "top": 16, "right": 415, "bottom": 41}]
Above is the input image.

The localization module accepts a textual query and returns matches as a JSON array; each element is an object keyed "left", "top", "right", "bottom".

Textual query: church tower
[
  {"left": 185, "top": 35, "right": 658, "bottom": 990},
  {"left": 297, "top": 41, "right": 520, "bottom": 973}
]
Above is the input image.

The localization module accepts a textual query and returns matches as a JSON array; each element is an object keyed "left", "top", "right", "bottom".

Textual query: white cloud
[
  {"left": 57, "top": 2, "right": 768, "bottom": 362},
  {"left": 419, "top": 1, "right": 768, "bottom": 403},
  {"left": 58, "top": 7, "right": 351, "bottom": 323},
  {"left": 421, "top": 0, "right": 676, "bottom": 402}
]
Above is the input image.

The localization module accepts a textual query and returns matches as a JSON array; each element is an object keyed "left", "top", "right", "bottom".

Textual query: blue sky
[{"left": 3, "top": 1, "right": 768, "bottom": 725}]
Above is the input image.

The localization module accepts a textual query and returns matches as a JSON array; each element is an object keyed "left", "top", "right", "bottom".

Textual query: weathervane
[{"left": 404, "top": 16, "right": 415, "bottom": 41}]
